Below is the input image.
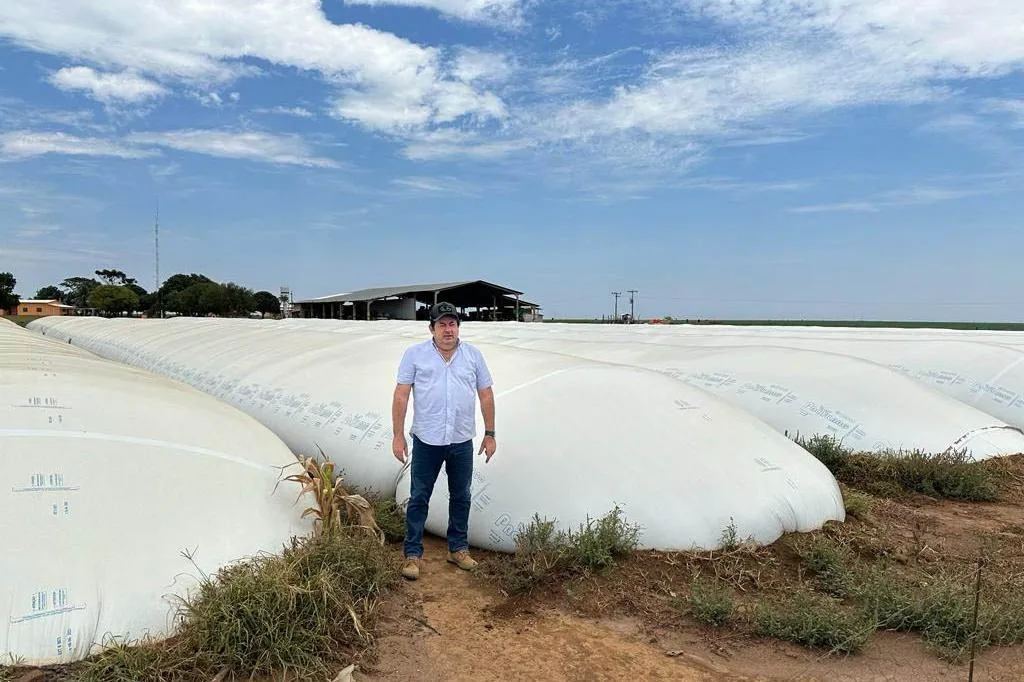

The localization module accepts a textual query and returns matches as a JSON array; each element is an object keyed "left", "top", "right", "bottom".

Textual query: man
[{"left": 392, "top": 301, "right": 497, "bottom": 580}]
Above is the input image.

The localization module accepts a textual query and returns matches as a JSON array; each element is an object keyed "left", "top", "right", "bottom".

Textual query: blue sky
[{"left": 1, "top": 0, "right": 1022, "bottom": 320}]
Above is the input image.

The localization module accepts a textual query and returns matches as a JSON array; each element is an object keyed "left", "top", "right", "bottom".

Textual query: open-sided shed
[{"left": 293, "top": 280, "right": 541, "bottom": 321}]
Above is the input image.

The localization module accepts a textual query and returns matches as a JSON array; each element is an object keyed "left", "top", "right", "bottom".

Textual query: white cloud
[
  {"left": 685, "top": 0, "right": 1024, "bottom": 77},
  {"left": 541, "top": 40, "right": 939, "bottom": 147},
  {"left": 391, "top": 175, "right": 473, "bottom": 193},
  {"left": 401, "top": 129, "right": 532, "bottom": 160},
  {"left": 126, "top": 129, "right": 340, "bottom": 168},
  {"left": 0, "top": 131, "right": 156, "bottom": 160},
  {"left": 48, "top": 66, "right": 167, "bottom": 104},
  {"left": 0, "top": 1, "right": 507, "bottom": 133},
  {"left": 983, "top": 99, "right": 1024, "bottom": 127},
  {"left": 0, "top": 96, "right": 104, "bottom": 132},
  {"left": 452, "top": 48, "right": 516, "bottom": 85},
  {"left": 789, "top": 178, "right": 1014, "bottom": 213},
  {"left": 2, "top": 0, "right": 1021, "bottom": 184},
  {"left": 16, "top": 223, "right": 62, "bottom": 238},
  {"left": 405, "top": 0, "right": 1024, "bottom": 177},
  {"left": 255, "top": 106, "right": 316, "bottom": 118},
  {"left": 343, "top": 0, "right": 525, "bottom": 25},
  {"left": 789, "top": 201, "right": 882, "bottom": 214}
]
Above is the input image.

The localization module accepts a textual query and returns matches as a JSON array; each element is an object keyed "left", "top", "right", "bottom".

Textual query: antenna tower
[{"left": 154, "top": 203, "right": 162, "bottom": 318}]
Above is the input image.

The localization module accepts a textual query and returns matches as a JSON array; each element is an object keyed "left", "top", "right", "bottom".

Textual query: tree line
[{"left": 1, "top": 270, "right": 283, "bottom": 318}]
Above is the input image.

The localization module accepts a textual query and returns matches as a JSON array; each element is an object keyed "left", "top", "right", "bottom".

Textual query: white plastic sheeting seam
[
  {"left": 2, "top": 319, "right": 308, "bottom": 666},
  {"left": 27, "top": 317, "right": 846, "bottom": 554}
]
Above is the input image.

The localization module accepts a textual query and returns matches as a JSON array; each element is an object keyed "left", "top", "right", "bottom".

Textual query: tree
[
  {"left": 0, "top": 272, "right": 20, "bottom": 313},
  {"left": 197, "top": 282, "right": 229, "bottom": 316},
  {"left": 159, "top": 273, "right": 213, "bottom": 300},
  {"left": 254, "top": 290, "right": 281, "bottom": 316},
  {"left": 60, "top": 276, "right": 101, "bottom": 308},
  {"left": 35, "top": 285, "right": 64, "bottom": 301},
  {"left": 88, "top": 285, "right": 140, "bottom": 316},
  {"left": 157, "top": 273, "right": 214, "bottom": 316},
  {"left": 95, "top": 269, "right": 137, "bottom": 286},
  {"left": 221, "top": 282, "right": 256, "bottom": 316}
]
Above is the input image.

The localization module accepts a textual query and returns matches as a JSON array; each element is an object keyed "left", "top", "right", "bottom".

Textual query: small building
[
  {"left": 294, "top": 280, "right": 542, "bottom": 321},
  {"left": 4, "top": 299, "right": 76, "bottom": 317}
]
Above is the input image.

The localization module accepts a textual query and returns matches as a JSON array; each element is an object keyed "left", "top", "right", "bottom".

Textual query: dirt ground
[
  {"left": 349, "top": 536, "right": 1024, "bottom": 682},
  {"left": 351, "top": 458, "right": 1024, "bottom": 682}
]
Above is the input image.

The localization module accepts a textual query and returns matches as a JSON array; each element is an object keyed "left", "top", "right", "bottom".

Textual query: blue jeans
[{"left": 403, "top": 434, "right": 474, "bottom": 558}]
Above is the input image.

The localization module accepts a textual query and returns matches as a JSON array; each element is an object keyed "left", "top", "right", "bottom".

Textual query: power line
[
  {"left": 611, "top": 291, "right": 621, "bottom": 322},
  {"left": 627, "top": 289, "right": 637, "bottom": 323}
]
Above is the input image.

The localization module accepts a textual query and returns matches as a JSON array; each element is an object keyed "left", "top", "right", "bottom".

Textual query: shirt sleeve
[
  {"left": 397, "top": 347, "right": 416, "bottom": 385},
  {"left": 474, "top": 347, "right": 494, "bottom": 390}
]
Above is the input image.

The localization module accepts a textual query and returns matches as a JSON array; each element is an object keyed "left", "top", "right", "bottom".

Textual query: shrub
[
  {"left": 796, "top": 434, "right": 999, "bottom": 502},
  {"left": 856, "top": 565, "right": 1024, "bottom": 662},
  {"left": 495, "top": 507, "right": 640, "bottom": 594},
  {"left": 564, "top": 506, "right": 640, "bottom": 572},
  {"left": 789, "top": 534, "right": 856, "bottom": 599},
  {"left": 842, "top": 489, "right": 874, "bottom": 519},
  {"left": 752, "top": 589, "right": 874, "bottom": 655},
  {"left": 688, "top": 579, "right": 734, "bottom": 627}
]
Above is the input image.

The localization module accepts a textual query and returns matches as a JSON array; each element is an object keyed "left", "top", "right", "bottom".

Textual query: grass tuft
[
  {"left": 796, "top": 434, "right": 1000, "bottom": 501},
  {"left": 752, "top": 589, "right": 874, "bottom": 654},
  {"left": 76, "top": 635, "right": 184, "bottom": 682},
  {"left": 687, "top": 579, "right": 734, "bottom": 627},
  {"left": 351, "top": 487, "right": 407, "bottom": 545},
  {"left": 788, "top": 534, "right": 856, "bottom": 599},
  {"left": 492, "top": 506, "right": 640, "bottom": 594},
  {"left": 842, "top": 488, "right": 874, "bottom": 519}
]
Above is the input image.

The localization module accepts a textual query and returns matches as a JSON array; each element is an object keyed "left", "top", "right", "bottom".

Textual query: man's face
[{"left": 431, "top": 316, "right": 460, "bottom": 349}]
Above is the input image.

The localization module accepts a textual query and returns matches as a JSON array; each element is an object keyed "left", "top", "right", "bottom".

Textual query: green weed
[
  {"left": 687, "top": 579, "right": 734, "bottom": 627},
  {"left": 796, "top": 434, "right": 999, "bottom": 502},
  {"left": 493, "top": 506, "right": 640, "bottom": 594},
  {"left": 752, "top": 589, "right": 874, "bottom": 655}
]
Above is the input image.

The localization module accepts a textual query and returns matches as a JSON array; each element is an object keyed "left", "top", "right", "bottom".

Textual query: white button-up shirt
[{"left": 397, "top": 339, "right": 494, "bottom": 446}]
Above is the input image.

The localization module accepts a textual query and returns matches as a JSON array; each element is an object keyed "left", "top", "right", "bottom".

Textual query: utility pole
[
  {"left": 611, "top": 291, "right": 621, "bottom": 323},
  {"left": 627, "top": 289, "right": 637, "bottom": 323}
]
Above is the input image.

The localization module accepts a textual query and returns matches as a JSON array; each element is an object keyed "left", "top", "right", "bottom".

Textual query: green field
[
  {"left": 544, "top": 318, "right": 1024, "bottom": 331},
  {"left": 0, "top": 316, "right": 35, "bottom": 327}
]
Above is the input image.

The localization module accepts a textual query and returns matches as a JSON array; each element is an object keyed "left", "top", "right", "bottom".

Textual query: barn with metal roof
[{"left": 293, "top": 279, "right": 542, "bottom": 321}]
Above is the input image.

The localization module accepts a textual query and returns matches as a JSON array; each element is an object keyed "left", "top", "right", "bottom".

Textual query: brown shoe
[
  {"left": 401, "top": 557, "right": 421, "bottom": 580},
  {"left": 447, "top": 550, "right": 478, "bottom": 571}
]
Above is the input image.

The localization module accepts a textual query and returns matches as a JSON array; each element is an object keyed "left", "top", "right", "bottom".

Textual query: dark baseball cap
[{"left": 429, "top": 301, "right": 459, "bottom": 322}]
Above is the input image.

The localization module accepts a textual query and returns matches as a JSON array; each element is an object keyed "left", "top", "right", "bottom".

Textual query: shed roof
[
  {"left": 295, "top": 280, "right": 525, "bottom": 305},
  {"left": 19, "top": 299, "right": 75, "bottom": 309}
]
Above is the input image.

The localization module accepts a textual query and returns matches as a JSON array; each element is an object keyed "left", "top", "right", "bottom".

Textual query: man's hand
[
  {"left": 392, "top": 383, "right": 411, "bottom": 464},
  {"left": 393, "top": 434, "right": 408, "bottom": 464},
  {"left": 477, "top": 434, "right": 496, "bottom": 463}
]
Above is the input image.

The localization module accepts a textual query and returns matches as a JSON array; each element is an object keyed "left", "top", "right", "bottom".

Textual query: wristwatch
[{"left": 484, "top": 430, "right": 495, "bottom": 438}]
